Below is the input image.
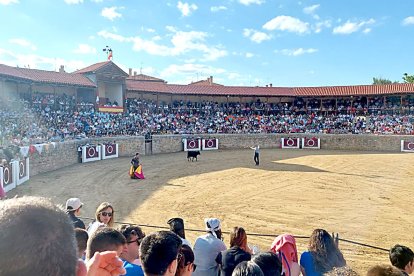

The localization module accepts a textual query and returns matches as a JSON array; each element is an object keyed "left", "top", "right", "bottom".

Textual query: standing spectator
[
  {"left": 216, "top": 226, "right": 252, "bottom": 276},
  {"left": 168, "top": 217, "right": 192, "bottom": 247},
  {"left": 66, "top": 197, "right": 85, "bottom": 229},
  {"left": 88, "top": 202, "right": 115, "bottom": 236},
  {"left": 119, "top": 225, "right": 146, "bottom": 276},
  {"left": 389, "top": 244, "right": 414, "bottom": 275},
  {"left": 140, "top": 230, "right": 183, "bottom": 276},
  {"left": 193, "top": 218, "right": 227, "bottom": 276},
  {"left": 300, "top": 229, "right": 346, "bottom": 276},
  {"left": 176, "top": 244, "right": 197, "bottom": 276}
]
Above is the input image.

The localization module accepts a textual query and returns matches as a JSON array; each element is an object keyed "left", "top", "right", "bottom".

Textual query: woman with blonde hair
[
  {"left": 300, "top": 229, "right": 346, "bottom": 276},
  {"left": 216, "top": 227, "right": 252, "bottom": 276},
  {"left": 87, "top": 202, "right": 115, "bottom": 236}
]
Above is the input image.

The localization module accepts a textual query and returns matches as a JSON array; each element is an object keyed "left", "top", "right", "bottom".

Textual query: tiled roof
[
  {"left": 74, "top": 61, "right": 110, "bottom": 74},
  {"left": 126, "top": 74, "right": 166, "bottom": 82},
  {"left": 294, "top": 84, "right": 414, "bottom": 96},
  {"left": 189, "top": 79, "right": 223, "bottom": 86},
  {"left": 126, "top": 80, "right": 295, "bottom": 96},
  {"left": 0, "top": 63, "right": 96, "bottom": 87}
]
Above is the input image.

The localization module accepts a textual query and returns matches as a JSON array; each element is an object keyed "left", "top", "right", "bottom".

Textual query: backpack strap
[{"left": 279, "top": 252, "right": 291, "bottom": 276}]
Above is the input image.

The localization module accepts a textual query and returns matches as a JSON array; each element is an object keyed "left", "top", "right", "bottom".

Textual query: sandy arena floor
[{"left": 9, "top": 149, "right": 414, "bottom": 273}]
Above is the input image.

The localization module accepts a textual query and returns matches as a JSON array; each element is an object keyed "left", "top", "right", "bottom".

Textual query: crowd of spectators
[
  {"left": 1, "top": 93, "right": 414, "bottom": 146},
  {"left": 1, "top": 196, "right": 413, "bottom": 276}
]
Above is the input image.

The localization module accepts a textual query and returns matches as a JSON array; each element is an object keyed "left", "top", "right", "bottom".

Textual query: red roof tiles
[
  {"left": 126, "top": 73, "right": 166, "bottom": 82},
  {"left": 0, "top": 63, "right": 96, "bottom": 87},
  {"left": 294, "top": 84, "right": 414, "bottom": 96},
  {"left": 74, "top": 61, "right": 110, "bottom": 74}
]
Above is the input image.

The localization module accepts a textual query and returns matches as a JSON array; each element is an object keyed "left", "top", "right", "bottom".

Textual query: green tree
[
  {"left": 372, "top": 77, "right": 393, "bottom": 84},
  {"left": 402, "top": 73, "right": 414, "bottom": 83}
]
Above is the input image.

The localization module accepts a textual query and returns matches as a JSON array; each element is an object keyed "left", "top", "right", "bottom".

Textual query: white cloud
[
  {"left": 0, "top": 0, "right": 19, "bottom": 4},
  {"left": 402, "top": 16, "right": 414, "bottom": 26},
  {"left": 239, "top": 0, "right": 264, "bottom": 5},
  {"left": 8, "top": 38, "right": 37, "bottom": 50},
  {"left": 146, "top": 28, "right": 156, "bottom": 33},
  {"left": 177, "top": 1, "right": 198, "bottom": 17},
  {"left": 303, "top": 4, "right": 320, "bottom": 20},
  {"left": 160, "top": 63, "right": 226, "bottom": 83},
  {"left": 245, "top": 52, "right": 254, "bottom": 58},
  {"left": 98, "top": 29, "right": 227, "bottom": 61},
  {"left": 64, "top": 0, "right": 83, "bottom": 4},
  {"left": 91, "top": 0, "right": 103, "bottom": 2},
  {"left": 211, "top": 5, "right": 227, "bottom": 12},
  {"left": 73, "top": 44, "right": 97, "bottom": 54},
  {"left": 101, "top": 6, "right": 123, "bottom": 21},
  {"left": 333, "top": 18, "right": 375, "bottom": 34},
  {"left": 0, "top": 48, "right": 87, "bottom": 72},
  {"left": 313, "top": 20, "right": 331, "bottom": 33},
  {"left": 263, "top": 15, "right": 309, "bottom": 34},
  {"left": 275, "top": 48, "right": 318, "bottom": 56},
  {"left": 363, "top": 28, "right": 371, "bottom": 34},
  {"left": 243, "top": 28, "right": 271, "bottom": 43}
]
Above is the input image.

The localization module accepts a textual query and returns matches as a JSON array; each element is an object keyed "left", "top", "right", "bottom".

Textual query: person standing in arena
[{"left": 250, "top": 145, "right": 260, "bottom": 166}]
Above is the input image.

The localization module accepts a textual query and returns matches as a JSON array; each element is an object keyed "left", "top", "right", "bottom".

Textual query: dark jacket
[
  {"left": 216, "top": 246, "right": 251, "bottom": 276},
  {"left": 68, "top": 212, "right": 85, "bottom": 229}
]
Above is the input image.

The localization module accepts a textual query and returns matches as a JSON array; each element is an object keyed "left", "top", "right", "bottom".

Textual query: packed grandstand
[{"left": 1, "top": 61, "right": 414, "bottom": 146}]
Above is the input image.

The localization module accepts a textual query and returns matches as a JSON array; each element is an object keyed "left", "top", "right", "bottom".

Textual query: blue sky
[{"left": 0, "top": 0, "right": 413, "bottom": 87}]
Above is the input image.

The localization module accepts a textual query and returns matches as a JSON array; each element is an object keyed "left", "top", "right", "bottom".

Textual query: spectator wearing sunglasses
[
  {"left": 176, "top": 245, "right": 197, "bottom": 276},
  {"left": 120, "top": 225, "right": 146, "bottom": 276},
  {"left": 140, "top": 231, "right": 183, "bottom": 276},
  {"left": 87, "top": 202, "right": 115, "bottom": 236}
]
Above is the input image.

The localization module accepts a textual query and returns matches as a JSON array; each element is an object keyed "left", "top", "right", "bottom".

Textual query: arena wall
[{"left": 26, "top": 134, "right": 410, "bottom": 177}]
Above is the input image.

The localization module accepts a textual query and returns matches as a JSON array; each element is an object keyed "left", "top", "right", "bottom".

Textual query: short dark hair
[
  {"left": 86, "top": 227, "right": 126, "bottom": 260},
  {"left": 167, "top": 217, "right": 185, "bottom": 239},
  {"left": 119, "top": 224, "right": 146, "bottom": 243},
  {"left": 176, "top": 244, "right": 195, "bottom": 274},
  {"left": 232, "top": 261, "right": 264, "bottom": 276},
  {"left": 140, "top": 231, "right": 182, "bottom": 275},
  {"left": 0, "top": 196, "right": 77, "bottom": 275},
  {"left": 390, "top": 244, "right": 414, "bottom": 270},
  {"left": 367, "top": 264, "right": 404, "bottom": 276},
  {"left": 75, "top": 228, "right": 89, "bottom": 256},
  {"left": 251, "top": 252, "right": 282, "bottom": 276}
]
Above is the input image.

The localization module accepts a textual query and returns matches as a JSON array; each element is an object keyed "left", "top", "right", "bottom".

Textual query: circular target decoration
[
  {"left": 107, "top": 145, "right": 114, "bottom": 154},
  {"left": 87, "top": 147, "right": 96, "bottom": 158},
  {"left": 286, "top": 138, "right": 295, "bottom": 147},
  {"left": 407, "top": 142, "right": 414, "bottom": 150},
  {"left": 306, "top": 139, "right": 315, "bottom": 147},
  {"left": 19, "top": 162, "right": 25, "bottom": 177},
  {"left": 207, "top": 139, "right": 214, "bottom": 148},
  {"left": 3, "top": 167, "right": 10, "bottom": 185},
  {"left": 188, "top": 140, "right": 196, "bottom": 149}
]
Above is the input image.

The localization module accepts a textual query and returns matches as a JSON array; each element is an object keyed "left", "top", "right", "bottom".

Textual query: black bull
[{"left": 187, "top": 151, "right": 200, "bottom": 162}]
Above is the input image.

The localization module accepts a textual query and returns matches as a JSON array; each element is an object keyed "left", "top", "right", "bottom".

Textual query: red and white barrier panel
[
  {"left": 101, "top": 143, "right": 119, "bottom": 160},
  {"left": 1, "top": 161, "right": 18, "bottom": 193},
  {"left": 82, "top": 145, "right": 102, "bottom": 163},
  {"left": 202, "top": 138, "right": 219, "bottom": 150},
  {"left": 401, "top": 140, "right": 414, "bottom": 153},
  {"left": 17, "top": 158, "right": 30, "bottom": 185},
  {"left": 302, "top": 137, "right": 321, "bottom": 149},
  {"left": 183, "top": 138, "right": 201, "bottom": 151},
  {"left": 281, "top": 138, "right": 300, "bottom": 149}
]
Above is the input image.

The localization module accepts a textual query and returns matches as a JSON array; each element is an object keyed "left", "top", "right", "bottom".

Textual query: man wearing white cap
[
  {"left": 193, "top": 218, "right": 227, "bottom": 276},
  {"left": 66, "top": 198, "right": 85, "bottom": 229}
]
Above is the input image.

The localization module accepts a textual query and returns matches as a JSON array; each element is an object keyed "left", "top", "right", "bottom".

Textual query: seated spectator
[
  {"left": 270, "top": 234, "right": 300, "bottom": 276},
  {"left": 251, "top": 252, "right": 282, "bottom": 276},
  {"left": 367, "top": 264, "right": 405, "bottom": 276},
  {"left": 75, "top": 228, "right": 89, "bottom": 259},
  {"left": 140, "top": 230, "right": 183, "bottom": 276},
  {"left": 168, "top": 217, "right": 192, "bottom": 247},
  {"left": 300, "top": 229, "right": 346, "bottom": 276},
  {"left": 176, "top": 244, "right": 196, "bottom": 276},
  {"left": 66, "top": 197, "right": 86, "bottom": 229},
  {"left": 389, "top": 245, "right": 414, "bottom": 275},
  {"left": 119, "top": 224, "right": 146, "bottom": 276},
  {"left": 86, "top": 227, "right": 126, "bottom": 260},
  {"left": 216, "top": 226, "right": 252, "bottom": 276},
  {"left": 193, "top": 218, "right": 227, "bottom": 276},
  {"left": 88, "top": 202, "right": 115, "bottom": 236},
  {"left": 231, "top": 261, "right": 264, "bottom": 276}
]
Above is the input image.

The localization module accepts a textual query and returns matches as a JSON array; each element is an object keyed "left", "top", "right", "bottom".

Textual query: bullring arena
[
  {"left": 1, "top": 60, "right": 414, "bottom": 274},
  {"left": 6, "top": 134, "right": 414, "bottom": 273}
]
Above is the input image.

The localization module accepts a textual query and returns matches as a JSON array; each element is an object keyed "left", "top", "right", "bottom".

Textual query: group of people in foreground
[{"left": 1, "top": 196, "right": 413, "bottom": 276}]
